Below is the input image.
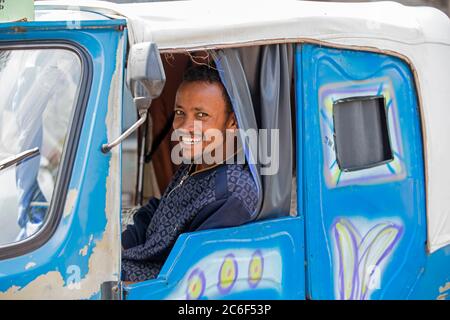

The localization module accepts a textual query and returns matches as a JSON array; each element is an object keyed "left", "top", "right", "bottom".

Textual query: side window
[
  {"left": 333, "top": 96, "right": 393, "bottom": 172},
  {"left": 319, "top": 77, "right": 406, "bottom": 188},
  {"left": 0, "top": 48, "right": 81, "bottom": 245}
]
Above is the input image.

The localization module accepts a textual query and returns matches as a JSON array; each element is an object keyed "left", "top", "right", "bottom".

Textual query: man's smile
[{"left": 180, "top": 135, "right": 202, "bottom": 146}]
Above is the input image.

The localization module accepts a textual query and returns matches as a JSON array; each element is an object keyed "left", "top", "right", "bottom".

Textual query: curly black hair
[{"left": 182, "top": 65, "right": 233, "bottom": 113}]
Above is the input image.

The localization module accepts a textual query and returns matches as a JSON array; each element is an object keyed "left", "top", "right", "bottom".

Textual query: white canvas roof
[
  {"left": 36, "top": 0, "right": 450, "bottom": 48},
  {"left": 36, "top": 0, "right": 450, "bottom": 253}
]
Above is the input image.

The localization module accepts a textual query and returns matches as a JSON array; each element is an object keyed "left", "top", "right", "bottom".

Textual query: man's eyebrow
[{"left": 174, "top": 105, "right": 208, "bottom": 112}]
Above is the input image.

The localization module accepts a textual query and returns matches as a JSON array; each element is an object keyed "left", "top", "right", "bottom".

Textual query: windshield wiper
[{"left": 0, "top": 147, "right": 40, "bottom": 172}]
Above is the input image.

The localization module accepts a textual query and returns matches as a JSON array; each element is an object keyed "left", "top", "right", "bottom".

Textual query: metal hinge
[{"left": 100, "top": 281, "right": 122, "bottom": 300}]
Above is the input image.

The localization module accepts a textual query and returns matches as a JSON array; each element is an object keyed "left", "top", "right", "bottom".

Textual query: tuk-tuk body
[{"left": 0, "top": 0, "right": 449, "bottom": 300}]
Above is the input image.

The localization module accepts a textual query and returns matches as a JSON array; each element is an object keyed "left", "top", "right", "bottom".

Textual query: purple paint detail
[
  {"left": 332, "top": 218, "right": 403, "bottom": 300},
  {"left": 217, "top": 253, "right": 238, "bottom": 294},
  {"left": 320, "top": 86, "right": 380, "bottom": 99},
  {"left": 248, "top": 250, "right": 265, "bottom": 289},
  {"left": 186, "top": 268, "right": 206, "bottom": 300},
  {"left": 336, "top": 172, "right": 400, "bottom": 186},
  {"left": 333, "top": 223, "right": 346, "bottom": 300},
  {"left": 344, "top": 219, "right": 362, "bottom": 240},
  {"left": 349, "top": 224, "right": 361, "bottom": 299},
  {"left": 391, "top": 100, "right": 404, "bottom": 155},
  {"left": 360, "top": 224, "right": 403, "bottom": 300},
  {"left": 333, "top": 219, "right": 360, "bottom": 300},
  {"left": 358, "top": 223, "right": 402, "bottom": 261},
  {"left": 321, "top": 81, "right": 405, "bottom": 187}
]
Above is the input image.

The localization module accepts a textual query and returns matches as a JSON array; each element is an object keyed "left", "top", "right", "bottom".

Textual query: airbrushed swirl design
[{"left": 332, "top": 218, "right": 403, "bottom": 300}]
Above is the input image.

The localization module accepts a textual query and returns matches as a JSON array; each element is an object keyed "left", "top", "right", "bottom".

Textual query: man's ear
[{"left": 226, "top": 112, "right": 238, "bottom": 130}]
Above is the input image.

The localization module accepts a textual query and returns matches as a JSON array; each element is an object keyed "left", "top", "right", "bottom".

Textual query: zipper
[
  {"left": 166, "top": 164, "right": 193, "bottom": 198},
  {"left": 188, "top": 148, "right": 244, "bottom": 177},
  {"left": 165, "top": 147, "right": 242, "bottom": 198}
]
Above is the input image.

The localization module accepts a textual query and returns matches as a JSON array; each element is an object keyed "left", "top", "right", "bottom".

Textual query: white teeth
[{"left": 181, "top": 136, "right": 202, "bottom": 145}]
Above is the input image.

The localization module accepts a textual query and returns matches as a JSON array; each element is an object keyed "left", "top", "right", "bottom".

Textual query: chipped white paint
[
  {"left": 437, "top": 282, "right": 450, "bottom": 300},
  {"left": 63, "top": 189, "right": 78, "bottom": 218},
  {"left": 79, "top": 234, "right": 94, "bottom": 257},
  {"left": 0, "top": 34, "right": 126, "bottom": 299},
  {"left": 0, "top": 272, "right": 66, "bottom": 299},
  {"left": 102, "top": 27, "right": 124, "bottom": 289},
  {"left": 79, "top": 246, "right": 88, "bottom": 257},
  {"left": 437, "top": 293, "right": 448, "bottom": 300},
  {"left": 25, "top": 262, "right": 37, "bottom": 270}
]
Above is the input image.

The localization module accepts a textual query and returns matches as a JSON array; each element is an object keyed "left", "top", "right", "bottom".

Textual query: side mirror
[
  {"left": 102, "top": 42, "right": 166, "bottom": 153},
  {"left": 127, "top": 42, "right": 166, "bottom": 111}
]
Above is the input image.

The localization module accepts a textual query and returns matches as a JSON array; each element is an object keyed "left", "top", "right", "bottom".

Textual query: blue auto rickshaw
[{"left": 0, "top": 0, "right": 449, "bottom": 300}]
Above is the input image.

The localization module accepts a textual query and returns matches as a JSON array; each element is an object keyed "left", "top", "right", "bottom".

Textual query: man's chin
[
  {"left": 178, "top": 143, "right": 227, "bottom": 165},
  {"left": 180, "top": 151, "right": 203, "bottom": 164}
]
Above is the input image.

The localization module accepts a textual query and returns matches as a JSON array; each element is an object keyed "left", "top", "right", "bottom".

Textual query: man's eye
[
  {"left": 197, "top": 112, "right": 208, "bottom": 118},
  {"left": 175, "top": 110, "right": 184, "bottom": 116}
]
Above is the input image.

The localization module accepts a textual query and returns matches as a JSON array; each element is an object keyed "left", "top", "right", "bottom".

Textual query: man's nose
[
  {"left": 182, "top": 120, "right": 195, "bottom": 133},
  {"left": 179, "top": 119, "right": 201, "bottom": 134}
]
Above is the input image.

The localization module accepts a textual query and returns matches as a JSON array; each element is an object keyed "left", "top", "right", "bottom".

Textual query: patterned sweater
[{"left": 121, "top": 163, "right": 258, "bottom": 282}]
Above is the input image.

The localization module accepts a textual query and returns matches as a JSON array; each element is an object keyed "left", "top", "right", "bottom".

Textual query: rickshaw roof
[
  {"left": 36, "top": 0, "right": 450, "bottom": 49},
  {"left": 35, "top": 1, "right": 450, "bottom": 253}
]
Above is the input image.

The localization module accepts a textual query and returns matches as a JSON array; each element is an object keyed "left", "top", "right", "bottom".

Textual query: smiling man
[
  {"left": 171, "top": 65, "right": 238, "bottom": 167},
  {"left": 121, "top": 65, "right": 258, "bottom": 282}
]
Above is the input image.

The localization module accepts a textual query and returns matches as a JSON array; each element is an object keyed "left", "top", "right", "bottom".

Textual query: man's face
[{"left": 173, "top": 80, "right": 236, "bottom": 163}]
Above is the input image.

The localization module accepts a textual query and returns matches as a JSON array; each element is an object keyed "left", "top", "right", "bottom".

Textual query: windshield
[{"left": 0, "top": 48, "right": 81, "bottom": 246}]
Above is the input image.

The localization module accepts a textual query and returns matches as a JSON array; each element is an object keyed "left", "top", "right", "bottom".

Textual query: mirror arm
[
  {"left": 0, "top": 147, "right": 40, "bottom": 172},
  {"left": 101, "top": 110, "right": 148, "bottom": 154},
  {"left": 103, "top": 42, "right": 165, "bottom": 154}
]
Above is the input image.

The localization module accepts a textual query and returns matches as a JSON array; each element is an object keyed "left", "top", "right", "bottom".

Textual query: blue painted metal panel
[
  {"left": 0, "top": 19, "right": 126, "bottom": 33},
  {"left": 301, "top": 44, "right": 449, "bottom": 300},
  {"left": 125, "top": 217, "right": 306, "bottom": 300},
  {"left": 409, "top": 246, "right": 450, "bottom": 299},
  {"left": 0, "top": 23, "right": 126, "bottom": 299}
]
